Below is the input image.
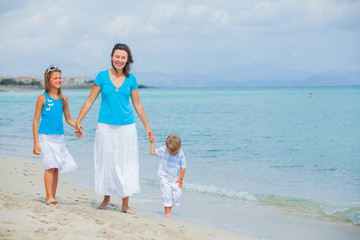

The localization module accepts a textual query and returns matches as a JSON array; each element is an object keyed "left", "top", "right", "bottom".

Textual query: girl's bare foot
[{"left": 46, "top": 198, "right": 59, "bottom": 205}]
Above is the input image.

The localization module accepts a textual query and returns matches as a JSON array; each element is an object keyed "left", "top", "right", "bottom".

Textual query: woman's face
[
  {"left": 49, "top": 72, "right": 62, "bottom": 89},
  {"left": 111, "top": 49, "right": 128, "bottom": 71}
]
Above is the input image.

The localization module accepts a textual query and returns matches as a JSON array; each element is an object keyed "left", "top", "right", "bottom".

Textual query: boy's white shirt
[{"left": 155, "top": 146, "right": 186, "bottom": 181}]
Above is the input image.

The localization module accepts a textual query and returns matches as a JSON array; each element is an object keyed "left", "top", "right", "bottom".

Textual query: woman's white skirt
[
  {"left": 94, "top": 122, "right": 140, "bottom": 198},
  {"left": 39, "top": 134, "right": 77, "bottom": 173}
]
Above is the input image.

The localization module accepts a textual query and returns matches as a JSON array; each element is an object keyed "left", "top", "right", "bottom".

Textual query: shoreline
[
  {"left": 0, "top": 155, "right": 252, "bottom": 240},
  {"left": 0, "top": 84, "right": 154, "bottom": 91}
]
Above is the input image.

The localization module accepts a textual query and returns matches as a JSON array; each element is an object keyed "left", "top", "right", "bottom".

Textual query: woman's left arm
[
  {"left": 63, "top": 95, "right": 76, "bottom": 128},
  {"left": 130, "top": 89, "right": 154, "bottom": 142}
]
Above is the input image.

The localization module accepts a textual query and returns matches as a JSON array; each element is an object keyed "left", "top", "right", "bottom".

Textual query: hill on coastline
[{"left": 1, "top": 70, "right": 359, "bottom": 88}]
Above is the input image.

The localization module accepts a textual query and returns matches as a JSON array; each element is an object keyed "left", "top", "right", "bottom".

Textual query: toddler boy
[{"left": 150, "top": 135, "right": 186, "bottom": 217}]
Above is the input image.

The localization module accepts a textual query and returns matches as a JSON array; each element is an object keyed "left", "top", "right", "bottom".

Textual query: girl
[{"left": 33, "top": 65, "right": 78, "bottom": 205}]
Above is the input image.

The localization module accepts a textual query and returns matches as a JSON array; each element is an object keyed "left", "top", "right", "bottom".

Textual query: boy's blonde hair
[{"left": 166, "top": 135, "right": 181, "bottom": 154}]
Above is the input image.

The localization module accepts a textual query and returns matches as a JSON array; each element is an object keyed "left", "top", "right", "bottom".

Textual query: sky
[{"left": 0, "top": 0, "right": 359, "bottom": 86}]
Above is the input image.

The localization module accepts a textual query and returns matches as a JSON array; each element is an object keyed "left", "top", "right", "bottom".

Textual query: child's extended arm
[
  {"left": 150, "top": 140, "right": 156, "bottom": 156},
  {"left": 33, "top": 95, "right": 45, "bottom": 155},
  {"left": 176, "top": 168, "right": 186, "bottom": 189},
  {"left": 75, "top": 85, "right": 101, "bottom": 139},
  {"left": 63, "top": 95, "right": 76, "bottom": 128}
]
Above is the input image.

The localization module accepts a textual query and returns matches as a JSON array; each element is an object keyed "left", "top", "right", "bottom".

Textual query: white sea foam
[{"left": 183, "top": 182, "right": 258, "bottom": 201}]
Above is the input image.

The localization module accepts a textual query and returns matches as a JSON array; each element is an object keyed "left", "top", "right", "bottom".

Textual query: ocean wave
[
  {"left": 140, "top": 179, "right": 258, "bottom": 201},
  {"left": 271, "top": 164, "right": 304, "bottom": 168},
  {"left": 183, "top": 183, "right": 258, "bottom": 201},
  {"left": 256, "top": 194, "right": 360, "bottom": 225},
  {"left": 140, "top": 178, "right": 360, "bottom": 225},
  {"left": 184, "top": 184, "right": 360, "bottom": 225}
]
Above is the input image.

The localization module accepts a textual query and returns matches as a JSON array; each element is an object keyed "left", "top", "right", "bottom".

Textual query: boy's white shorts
[{"left": 160, "top": 178, "right": 182, "bottom": 207}]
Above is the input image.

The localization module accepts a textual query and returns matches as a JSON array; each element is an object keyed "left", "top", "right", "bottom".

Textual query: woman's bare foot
[
  {"left": 121, "top": 206, "right": 136, "bottom": 214},
  {"left": 97, "top": 196, "right": 110, "bottom": 210}
]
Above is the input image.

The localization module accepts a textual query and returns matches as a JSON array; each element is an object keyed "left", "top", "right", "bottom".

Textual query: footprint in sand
[
  {"left": 40, "top": 220, "right": 49, "bottom": 224},
  {"left": 95, "top": 219, "right": 105, "bottom": 225},
  {"left": 1, "top": 221, "right": 13, "bottom": 224},
  {"left": 48, "top": 227, "right": 57, "bottom": 231},
  {"left": 34, "top": 228, "right": 45, "bottom": 234},
  {"left": 57, "top": 217, "right": 68, "bottom": 225},
  {"left": 28, "top": 213, "right": 38, "bottom": 219}
]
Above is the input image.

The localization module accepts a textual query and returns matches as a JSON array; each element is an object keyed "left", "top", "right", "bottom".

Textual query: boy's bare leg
[
  {"left": 98, "top": 195, "right": 110, "bottom": 209},
  {"left": 165, "top": 207, "right": 172, "bottom": 217}
]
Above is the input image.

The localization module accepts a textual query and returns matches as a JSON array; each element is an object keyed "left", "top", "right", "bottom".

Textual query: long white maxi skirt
[
  {"left": 39, "top": 134, "right": 77, "bottom": 173},
  {"left": 94, "top": 122, "right": 140, "bottom": 198}
]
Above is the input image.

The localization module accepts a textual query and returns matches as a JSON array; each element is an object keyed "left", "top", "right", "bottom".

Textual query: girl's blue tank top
[{"left": 38, "top": 92, "right": 64, "bottom": 134}]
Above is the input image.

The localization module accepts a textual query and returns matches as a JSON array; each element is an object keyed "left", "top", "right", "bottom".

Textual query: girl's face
[
  {"left": 49, "top": 72, "right": 62, "bottom": 89},
  {"left": 111, "top": 49, "right": 128, "bottom": 71}
]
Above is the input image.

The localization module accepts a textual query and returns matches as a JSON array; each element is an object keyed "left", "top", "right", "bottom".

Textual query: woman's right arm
[
  {"left": 75, "top": 84, "right": 101, "bottom": 139},
  {"left": 33, "top": 95, "right": 45, "bottom": 155}
]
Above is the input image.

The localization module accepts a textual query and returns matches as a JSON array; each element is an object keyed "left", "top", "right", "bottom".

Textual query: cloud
[
  {"left": 0, "top": 0, "right": 359, "bottom": 79},
  {"left": 233, "top": 0, "right": 360, "bottom": 30}
]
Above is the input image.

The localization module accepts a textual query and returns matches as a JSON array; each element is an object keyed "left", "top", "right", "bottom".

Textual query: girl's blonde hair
[
  {"left": 44, "top": 66, "right": 65, "bottom": 111},
  {"left": 166, "top": 135, "right": 182, "bottom": 154}
]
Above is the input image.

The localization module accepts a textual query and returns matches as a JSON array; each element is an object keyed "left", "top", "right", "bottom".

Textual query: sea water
[{"left": 0, "top": 87, "right": 359, "bottom": 239}]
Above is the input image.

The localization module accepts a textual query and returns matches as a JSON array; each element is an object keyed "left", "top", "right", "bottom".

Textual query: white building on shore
[
  {"left": 14, "top": 77, "right": 42, "bottom": 85},
  {"left": 62, "top": 77, "right": 93, "bottom": 86}
]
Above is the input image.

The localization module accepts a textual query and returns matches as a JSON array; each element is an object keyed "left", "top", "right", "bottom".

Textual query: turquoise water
[{"left": 0, "top": 87, "right": 359, "bottom": 238}]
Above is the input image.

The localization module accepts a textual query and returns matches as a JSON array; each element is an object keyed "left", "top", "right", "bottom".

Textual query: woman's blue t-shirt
[{"left": 94, "top": 70, "right": 138, "bottom": 125}]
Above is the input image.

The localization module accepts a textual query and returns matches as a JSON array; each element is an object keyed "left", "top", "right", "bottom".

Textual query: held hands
[
  {"left": 75, "top": 121, "right": 84, "bottom": 139},
  {"left": 147, "top": 129, "right": 155, "bottom": 143}
]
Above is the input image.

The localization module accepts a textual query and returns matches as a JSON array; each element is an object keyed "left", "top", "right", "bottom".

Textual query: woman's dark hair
[{"left": 111, "top": 43, "right": 133, "bottom": 77}]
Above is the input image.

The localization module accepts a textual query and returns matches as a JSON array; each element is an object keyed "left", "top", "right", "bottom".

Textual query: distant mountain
[
  {"left": 240, "top": 71, "right": 360, "bottom": 87},
  {"left": 2, "top": 69, "right": 359, "bottom": 88},
  {"left": 298, "top": 71, "right": 359, "bottom": 86},
  {"left": 135, "top": 70, "right": 360, "bottom": 87}
]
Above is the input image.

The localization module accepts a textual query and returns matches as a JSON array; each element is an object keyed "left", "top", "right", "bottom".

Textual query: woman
[{"left": 75, "top": 43, "right": 154, "bottom": 213}]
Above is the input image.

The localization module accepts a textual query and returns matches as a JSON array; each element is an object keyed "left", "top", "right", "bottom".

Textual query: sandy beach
[{"left": 0, "top": 156, "right": 253, "bottom": 240}]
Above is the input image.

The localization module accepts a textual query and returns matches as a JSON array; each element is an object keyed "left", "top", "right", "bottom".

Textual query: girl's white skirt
[
  {"left": 94, "top": 123, "right": 140, "bottom": 198},
  {"left": 39, "top": 134, "right": 77, "bottom": 173}
]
